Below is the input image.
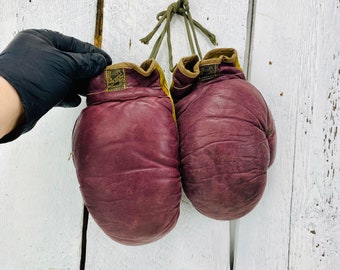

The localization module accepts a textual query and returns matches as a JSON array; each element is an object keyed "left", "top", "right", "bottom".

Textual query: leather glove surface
[
  {"left": 72, "top": 60, "right": 181, "bottom": 245},
  {"left": 171, "top": 48, "right": 276, "bottom": 220}
]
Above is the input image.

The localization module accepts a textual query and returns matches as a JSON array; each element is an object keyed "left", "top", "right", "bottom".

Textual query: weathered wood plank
[
  {"left": 86, "top": 199, "right": 230, "bottom": 270},
  {"left": 101, "top": 0, "right": 249, "bottom": 81},
  {"left": 0, "top": 1, "right": 97, "bottom": 268},
  {"left": 234, "top": 0, "right": 340, "bottom": 269},
  {"left": 84, "top": 0, "right": 249, "bottom": 269},
  {"left": 288, "top": 1, "right": 340, "bottom": 268}
]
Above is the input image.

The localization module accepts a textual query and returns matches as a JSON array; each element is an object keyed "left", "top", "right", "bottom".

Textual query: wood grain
[
  {"left": 86, "top": 198, "right": 230, "bottom": 269},
  {"left": 234, "top": 0, "right": 340, "bottom": 269},
  {"left": 1, "top": 0, "right": 338, "bottom": 269},
  {"left": 84, "top": 0, "right": 249, "bottom": 269}
]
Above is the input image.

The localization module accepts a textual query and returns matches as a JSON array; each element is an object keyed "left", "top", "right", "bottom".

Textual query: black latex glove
[{"left": 0, "top": 29, "right": 112, "bottom": 143}]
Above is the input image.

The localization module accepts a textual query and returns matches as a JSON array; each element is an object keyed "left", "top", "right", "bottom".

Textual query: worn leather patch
[
  {"left": 105, "top": 68, "right": 126, "bottom": 92},
  {"left": 199, "top": 64, "right": 219, "bottom": 81}
]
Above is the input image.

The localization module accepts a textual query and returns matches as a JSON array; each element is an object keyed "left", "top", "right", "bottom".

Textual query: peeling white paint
[{"left": 0, "top": 0, "right": 339, "bottom": 269}]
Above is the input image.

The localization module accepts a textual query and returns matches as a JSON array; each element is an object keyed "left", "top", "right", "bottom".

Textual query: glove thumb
[
  {"left": 70, "top": 52, "right": 109, "bottom": 80},
  {"left": 56, "top": 92, "right": 82, "bottom": 108}
]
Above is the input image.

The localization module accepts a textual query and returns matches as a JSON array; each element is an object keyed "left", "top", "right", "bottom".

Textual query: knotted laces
[{"left": 140, "top": 0, "right": 217, "bottom": 71}]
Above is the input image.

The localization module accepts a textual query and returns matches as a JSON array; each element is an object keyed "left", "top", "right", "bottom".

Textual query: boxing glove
[
  {"left": 171, "top": 48, "right": 276, "bottom": 220},
  {"left": 72, "top": 60, "right": 181, "bottom": 245}
]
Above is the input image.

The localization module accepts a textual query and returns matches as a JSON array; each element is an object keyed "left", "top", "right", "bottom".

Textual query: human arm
[
  {"left": 0, "top": 76, "right": 25, "bottom": 139},
  {"left": 0, "top": 29, "right": 112, "bottom": 143}
]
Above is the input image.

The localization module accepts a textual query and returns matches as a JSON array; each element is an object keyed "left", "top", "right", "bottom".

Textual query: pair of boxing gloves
[{"left": 72, "top": 48, "right": 277, "bottom": 246}]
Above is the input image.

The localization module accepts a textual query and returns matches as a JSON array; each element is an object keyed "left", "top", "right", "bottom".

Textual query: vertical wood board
[
  {"left": 288, "top": 1, "right": 340, "bottom": 269},
  {"left": 101, "top": 0, "right": 249, "bottom": 81},
  {"left": 234, "top": 0, "right": 340, "bottom": 269},
  {"left": 84, "top": 0, "right": 249, "bottom": 269},
  {"left": 86, "top": 198, "right": 230, "bottom": 270},
  {"left": 0, "top": 0, "right": 97, "bottom": 269},
  {"left": 1, "top": 0, "right": 337, "bottom": 269}
]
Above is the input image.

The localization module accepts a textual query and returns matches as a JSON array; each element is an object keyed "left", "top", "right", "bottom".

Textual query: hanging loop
[{"left": 140, "top": 0, "right": 217, "bottom": 72}]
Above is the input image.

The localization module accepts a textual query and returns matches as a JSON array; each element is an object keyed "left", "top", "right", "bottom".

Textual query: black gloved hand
[{"left": 0, "top": 29, "right": 112, "bottom": 142}]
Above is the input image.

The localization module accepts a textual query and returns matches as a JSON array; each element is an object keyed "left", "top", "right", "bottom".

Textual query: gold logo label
[
  {"left": 199, "top": 64, "right": 218, "bottom": 81},
  {"left": 105, "top": 68, "right": 126, "bottom": 92}
]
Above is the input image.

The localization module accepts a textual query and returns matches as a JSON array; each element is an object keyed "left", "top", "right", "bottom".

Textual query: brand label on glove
[
  {"left": 199, "top": 64, "right": 219, "bottom": 81},
  {"left": 105, "top": 68, "right": 126, "bottom": 92}
]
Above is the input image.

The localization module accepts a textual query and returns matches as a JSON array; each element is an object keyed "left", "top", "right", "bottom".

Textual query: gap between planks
[
  {"left": 80, "top": 1, "right": 105, "bottom": 269},
  {"left": 244, "top": 0, "right": 257, "bottom": 80},
  {"left": 230, "top": 1, "right": 257, "bottom": 269},
  {"left": 80, "top": 1, "right": 255, "bottom": 269}
]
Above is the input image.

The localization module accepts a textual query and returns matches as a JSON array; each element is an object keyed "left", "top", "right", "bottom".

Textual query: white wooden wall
[{"left": 0, "top": 0, "right": 339, "bottom": 269}]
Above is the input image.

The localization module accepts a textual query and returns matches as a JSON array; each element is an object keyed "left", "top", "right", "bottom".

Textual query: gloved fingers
[
  {"left": 56, "top": 92, "right": 82, "bottom": 108},
  {"left": 67, "top": 52, "right": 108, "bottom": 80},
  {"left": 73, "top": 78, "right": 91, "bottom": 96},
  {"left": 46, "top": 30, "right": 112, "bottom": 65}
]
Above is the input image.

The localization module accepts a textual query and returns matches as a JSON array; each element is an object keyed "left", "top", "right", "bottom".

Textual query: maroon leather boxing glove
[
  {"left": 171, "top": 48, "right": 276, "bottom": 220},
  {"left": 72, "top": 60, "right": 181, "bottom": 245}
]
